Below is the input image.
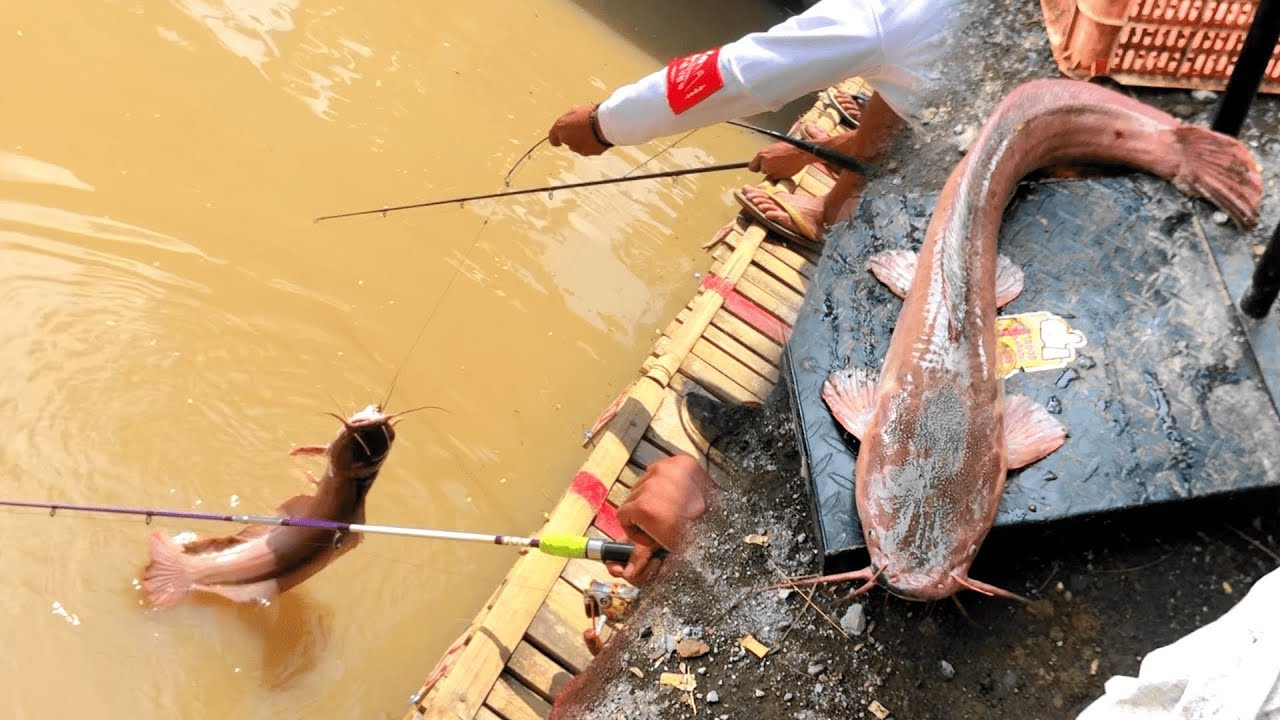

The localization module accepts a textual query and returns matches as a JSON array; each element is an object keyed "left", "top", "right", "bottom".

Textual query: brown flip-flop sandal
[
  {"left": 733, "top": 187, "right": 824, "bottom": 251},
  {"left": 823, "top": 88, "right": 868, "bottom": 130}
]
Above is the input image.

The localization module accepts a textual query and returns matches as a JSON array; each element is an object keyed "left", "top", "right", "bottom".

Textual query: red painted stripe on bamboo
[
  {"left": 700, "top": 274, "right": 791, "bottom": 344},
  {"left": 595, "top": 502, "right": 626, "bottom": 541},
  {"left": 569, "top": 471, "right": 607, "bottom": 510}
]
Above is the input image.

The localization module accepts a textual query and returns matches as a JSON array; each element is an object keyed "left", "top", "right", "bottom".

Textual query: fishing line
[{"left": 622, "top": 128, "right": 702, "bottom": 178}]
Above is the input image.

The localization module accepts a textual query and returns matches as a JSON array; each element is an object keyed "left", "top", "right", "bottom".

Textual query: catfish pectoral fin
[
  {"left": 994, "top": 254, "right": 1025, "bottom": 308},
  {"left": 822, "top": 368, "right": 879, "bottom": 439},
  {"left": 1169, "top": 125, "right": 1262, "bottom": 229},
  {"left": 867, "top": 249, "right": 918, "bottom": 299},
  {"left": 289, "top": 445, "right": 328, "bottom": 457},
  {"left": 1004, "top": 394, "right": 1068, "bottom": 468}
]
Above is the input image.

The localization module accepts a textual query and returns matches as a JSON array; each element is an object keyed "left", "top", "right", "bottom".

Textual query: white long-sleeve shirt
[{"left": 595, "top": 0, "right": 959, "bottom": 146}]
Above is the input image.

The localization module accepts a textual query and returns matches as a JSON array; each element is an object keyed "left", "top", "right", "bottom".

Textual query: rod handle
[{"left": 598, "top": 541, "right": 670, "bottom": 564}]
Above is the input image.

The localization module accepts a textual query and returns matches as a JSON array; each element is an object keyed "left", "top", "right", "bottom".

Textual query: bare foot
[{"left": 740, "top": 185, "right": 827, "bottom": 243}]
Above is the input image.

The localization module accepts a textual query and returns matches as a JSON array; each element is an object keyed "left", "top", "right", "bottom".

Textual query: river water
[{"left": 0, "top": 1, "right": 795, "bottom": 717}]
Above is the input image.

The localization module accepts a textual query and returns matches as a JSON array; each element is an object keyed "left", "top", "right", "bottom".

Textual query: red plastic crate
[{"left": 1040, "top": 0, "right": 1280, "bottom": 94}]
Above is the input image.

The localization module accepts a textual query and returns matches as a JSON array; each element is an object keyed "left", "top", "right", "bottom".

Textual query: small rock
[
  {"left": 1046, "top": 396, "right": 1063, "bottom": 414},
  {"left": 1028, "top": 504, "right": 1038, "bottom": 513},
  {"left": 940, "top": 660, "right": 956, "bottom": 680},
  {"left": 841, "top": 603, "right": 868, "bottom": 636},
  {"left": 677, "top": 639, "right": 710, "bottom": 659},
  {"left": 1254, "top": 244, "right": 1267, "bottom": 259},
  {"left": 1191, "top": 89, "right": 1218, "bottom": 101},
  {"left": 784, "top": 692, "right": 794, "bottom": 702},
  {"left": 1043, "top": 471, "right": 1058, "bottom": 482},
  {"left": 754, "top": 689, "right": 766, "bottom": 698},
  {"left": 953, "top": 124, "right": 965, "bottom": 135},
  {"left": 1055, "top": 368, "right": 1080, "bottom": 389},
  {"left": 1001, "top": 670, "right": 1019, "bottom": 691},
  {"left": 1212, "top": 210, "right": 1230, "bottom": 226},
  {"left": 697, "top": 666, "right": 708, "bottom": 675},
  {"left": 706, "top": 691, "right": 720, "bottom": 704},
  {"left": 807, "top": 662, "right": 826, "bottom": 677},
  {"left": 1049, "top": 626, "right": 1065, "bottom": 642},
  {"left": 869, "top": 699, "right": 891, "bottom": 719},
  {"left": 1076, "top": 354, "right": 1097, "bottom": 370},
  {"left": 796, "top": 532, "right": 807, "bottom": 544}
]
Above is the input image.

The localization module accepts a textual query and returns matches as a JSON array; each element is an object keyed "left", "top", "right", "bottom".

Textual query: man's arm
[{"left": 550, "top": 0, "right": 886, "bottom": 153}]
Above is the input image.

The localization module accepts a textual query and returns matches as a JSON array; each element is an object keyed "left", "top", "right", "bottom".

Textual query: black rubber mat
[{"left": 786, "top": 176, "right": 1280, "bottom": 570}]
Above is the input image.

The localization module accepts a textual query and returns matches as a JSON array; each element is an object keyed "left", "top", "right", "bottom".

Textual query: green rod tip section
[{"left": 537, "top": 533, "right": 588, "bottom": 558}]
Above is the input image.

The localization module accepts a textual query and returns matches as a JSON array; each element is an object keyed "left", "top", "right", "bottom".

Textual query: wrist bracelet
[{"left": 588, "top": 105, "right": 614, "bottom": 148}]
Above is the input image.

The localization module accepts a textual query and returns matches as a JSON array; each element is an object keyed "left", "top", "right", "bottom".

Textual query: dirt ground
[{"left": 551, "top": 0, "right": 1280, "bottom": 718}]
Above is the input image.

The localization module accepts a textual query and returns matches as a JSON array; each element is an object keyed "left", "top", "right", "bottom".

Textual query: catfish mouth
[{"left": 347, "top": 420, "right": 394, "bottom": 466}]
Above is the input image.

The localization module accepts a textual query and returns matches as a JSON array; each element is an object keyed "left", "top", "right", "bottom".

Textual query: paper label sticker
[
  {"left": 666, "top": 47, "right": 724, "bottom": 115},
  {"left": 996, "top": 311, "right": 1087, "bottom": 379}
]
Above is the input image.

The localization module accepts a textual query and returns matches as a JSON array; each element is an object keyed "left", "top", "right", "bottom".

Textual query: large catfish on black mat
[{"left": 806, "top": 78, "right": 1262, "bottom": 603}]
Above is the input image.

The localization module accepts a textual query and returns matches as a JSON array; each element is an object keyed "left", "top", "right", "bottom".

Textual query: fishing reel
[{"left": 582, "top": 581, "right": 640, "bottom": 626}]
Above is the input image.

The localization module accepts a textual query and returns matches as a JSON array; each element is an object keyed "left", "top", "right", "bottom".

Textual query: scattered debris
[
  {"left": 1090, "top": 658, "right": 1100, "bottom": 676},
  {"left": 1211, "top": 210, "right": 1230, "bottom": 225},
  {"left": 1222, "top": 581, "right": 1233, "bottom": 595},
  {"left": 628, "top": 667, "right": 644, "bottom": 679},
  {"left": 807, "top": 662, "right": 826, "bottom": 677},
  {"left": 659, "top": 672, "right": 696, "bottom": 692},
  {"left": 1055, "top": 368, "right": 1080, "bottom": 389},
  {"left": 869, "top": 699, "right": 891, "bottom": 719},
  {"left": 738, "top": 635, "right": 770, "bottom": 659},
  {"left": 706, "top": 690, "right": 720, "bottom": 704},
  {"left": 743, "top": 533, "right": 770, "bottom": 546},
  {"left": 841, "top": 604, "right": 868, "bottom": 636},
  {"left": 676, "top": 639, "right": 710, "bottom": 659},
  {"left": 940, "top": 660, "right": 956, "bottom": 680}
]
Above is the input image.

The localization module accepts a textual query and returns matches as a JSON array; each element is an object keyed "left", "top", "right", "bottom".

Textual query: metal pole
[
  {"left": 1241, "top": 221, "right": 1280, "bottom": 318},
  {"left": 1210, "top": 0, "right": 1280, "bottom": 137}
]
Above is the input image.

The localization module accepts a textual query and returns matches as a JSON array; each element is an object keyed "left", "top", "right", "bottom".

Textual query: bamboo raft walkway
[{"left": 403, "top": 78, "right": 871, "bottom": 720}]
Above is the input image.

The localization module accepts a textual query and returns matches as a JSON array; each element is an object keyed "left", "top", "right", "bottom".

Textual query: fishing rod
[
  {"left": 0, "top": 498, "right": 666, "bottom": 565},
  {"left": 723, "top": 119, "right": 873, "bottom": 175},
  {"left": 313, "top": 161, "right": 751, "bottom": 222},
  {"left": 315, "top": 118, "right": 875, "bottom": 223}
]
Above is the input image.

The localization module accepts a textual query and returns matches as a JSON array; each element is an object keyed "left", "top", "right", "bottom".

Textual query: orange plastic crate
[{"left": 1040, "top": 0, "right": 1280, "bottom": 94}]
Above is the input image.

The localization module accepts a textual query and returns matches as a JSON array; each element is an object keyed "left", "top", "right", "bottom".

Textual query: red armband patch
[{"left": 666, "top": 47, "right": 725, "bottom": 115}]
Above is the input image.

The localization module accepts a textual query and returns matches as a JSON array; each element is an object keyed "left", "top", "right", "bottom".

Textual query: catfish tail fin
[
  {"left": 141, "top": 530, "right": 196, "bottom": 610},
  {"left": 1170, "top": 125, "right": 1263, "bottom": 229}
]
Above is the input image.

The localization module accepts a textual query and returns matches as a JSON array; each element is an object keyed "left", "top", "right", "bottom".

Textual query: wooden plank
[
  {"left": 605, "top": 480, "right": 629, "bottom": 508},
  {"left": 732, "top": 276, "right": 799, "bottom": 325},
  {"left": 711, "top": 310, "right": 783, "bottom": 362},
  {"left": 741, "top": 264, "right": 803, "bottom": 315},
  {"left": 678, "top": 355, "right": 761, "bottom": 406},
  {"left": 719, "top": 225, "right": 814, "bottom": 279},
  {"left": 506, "top": 641, "right": 573, "bottom": 702},
  {"left": 616, "top": 463, "right": 644, "bottom": 488},
  {"left": 526, "top": 579, "right": 594, "bottom": 673},
  {"left": 476, "top": 706, "right": 504, "bottom": 720},
  {"left": 561, "top": 555, "right": 621, "bottom": 593},
  {"left": 691, "top": 338, "right": 775, "bottom": 400},
  {"left": 630, "top": 438, "right": 671, "bottom": 469},
  {"left": 416, "top": 225, "right": 771, "bottom": 720},
  {"left": 702, "top": 323, "right": 781, "bottom": 382},
  {"left": 485, "top": 673, "right": 551, "bottom": 720}
]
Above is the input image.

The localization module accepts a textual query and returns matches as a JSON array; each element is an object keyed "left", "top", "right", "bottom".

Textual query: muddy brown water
[{"left": 0, "top": 1, "right": 796, "bottom": 717}]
